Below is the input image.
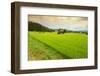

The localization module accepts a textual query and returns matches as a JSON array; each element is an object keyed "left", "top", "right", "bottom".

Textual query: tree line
[{"left": 28, "top": 21, "right": 54, "bottom": 32}]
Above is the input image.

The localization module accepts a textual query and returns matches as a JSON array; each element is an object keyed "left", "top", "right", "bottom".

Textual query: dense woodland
[{"left": 28, "top": 21, "right": 54, "bottom": 32}]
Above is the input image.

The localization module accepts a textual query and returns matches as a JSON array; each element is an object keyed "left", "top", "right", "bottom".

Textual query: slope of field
[
  {"left": 28, "top": 32, "right": 88, "bottom": 60},
  {"left": 28, "top": 34, "right": 66, "bottom": 60}
]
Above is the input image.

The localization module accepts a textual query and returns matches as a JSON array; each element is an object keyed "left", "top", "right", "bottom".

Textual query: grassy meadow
[{"left": 28, "top": 32, "right": 88, "bottom": 60}]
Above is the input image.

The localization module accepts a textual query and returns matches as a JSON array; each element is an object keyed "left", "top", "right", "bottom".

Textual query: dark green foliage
[
  {"left": 28, "top": 21, "right": 54, "bottom": 32},
  {"left": 57, "top": 29, "right": 66, "bottom": 34}
]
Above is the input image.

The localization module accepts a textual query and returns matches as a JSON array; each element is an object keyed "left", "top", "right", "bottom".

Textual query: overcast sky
[{"left": 28, "top": 15, "right": 88, "bottom": 31}]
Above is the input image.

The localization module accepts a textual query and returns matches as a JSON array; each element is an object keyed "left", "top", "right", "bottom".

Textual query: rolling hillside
[{"left": 28, "top": 32, "right": 88, "bottom": 60}]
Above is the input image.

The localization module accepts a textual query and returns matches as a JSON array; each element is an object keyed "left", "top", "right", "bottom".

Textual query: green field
[{"left": 28, "top": 32, "right": 88, "bottom": 60}]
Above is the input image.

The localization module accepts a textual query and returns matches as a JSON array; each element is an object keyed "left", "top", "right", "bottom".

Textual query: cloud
[{"left": 28, "top": 15, "right": 88, "bottom": 31}]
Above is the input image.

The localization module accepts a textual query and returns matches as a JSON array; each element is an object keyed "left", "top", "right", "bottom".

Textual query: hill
[{"left": 28, "top": 21, "right": 54, "bottom": 32}]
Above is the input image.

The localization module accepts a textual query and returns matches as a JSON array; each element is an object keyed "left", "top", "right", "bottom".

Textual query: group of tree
[
  {"left": 28, "top": 21, "right": 54, "bottom": 32},
  {"left": 57, "top": 28, "right": 88, "bottom": 34}
]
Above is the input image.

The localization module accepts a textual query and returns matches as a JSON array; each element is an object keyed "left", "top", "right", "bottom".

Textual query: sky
[{"left": 28, "top": 15, "right": 88, "bottom": 32}]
